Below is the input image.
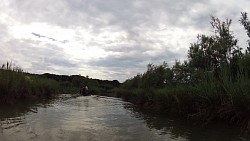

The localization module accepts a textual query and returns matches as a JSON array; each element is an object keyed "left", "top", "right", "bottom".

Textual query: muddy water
[{"left": 0, "top": 94, "right": 249, "bottom": 141}]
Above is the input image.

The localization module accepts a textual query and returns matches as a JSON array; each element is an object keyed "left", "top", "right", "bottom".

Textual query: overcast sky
[{"left": 0, "top": 0, "right": 250, "bottom": 82}]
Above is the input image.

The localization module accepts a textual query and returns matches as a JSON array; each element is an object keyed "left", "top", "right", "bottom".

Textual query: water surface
[{"left": 0, "top": 94, "right": 249, "bottom": 141}]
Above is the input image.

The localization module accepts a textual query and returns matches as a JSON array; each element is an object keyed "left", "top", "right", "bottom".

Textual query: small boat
[{"left": 80, "top": 86, "right": 91, "bottom": 96}]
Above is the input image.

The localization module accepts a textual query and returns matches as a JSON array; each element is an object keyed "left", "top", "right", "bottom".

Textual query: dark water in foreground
[{"left": 0, "top": 94, "right": 249, "bottom": 141}]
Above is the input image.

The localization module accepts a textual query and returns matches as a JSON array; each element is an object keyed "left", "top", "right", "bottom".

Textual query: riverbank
[
  {"left": 111, "top": 14, "right": 250, "bottom": 132},
  {"left": 0, "top": 62, "right": 120, "bottom": 104},
  {"left": 0, "top": 64, "right": 60, "bottom": 104},
  {"left": 114, "top": 83, "right": 250, "bottom": 132}
]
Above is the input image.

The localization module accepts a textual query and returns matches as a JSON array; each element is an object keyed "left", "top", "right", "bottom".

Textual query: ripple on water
[{"left": 0, "top": 94, "right": 249, "bottom": 141}]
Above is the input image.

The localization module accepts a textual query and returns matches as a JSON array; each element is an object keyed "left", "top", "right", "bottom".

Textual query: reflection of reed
[
  {"left": 0, "top": 120, "right": 3, "bottom": 138},
  {"left": 123, "top": 104, "right": 249, "bottom": 141},
  {"left": 83, "top": 99, "right": 89, "bottom": 109},
  {"left": 0, "top": 96, "right": 58, "bottom": 133},
  {"left": 1, "top": 117, "right": 25, "bottom": 129},
  {"left": 0, "top": 96, "right": 58, "bottom": 118}
]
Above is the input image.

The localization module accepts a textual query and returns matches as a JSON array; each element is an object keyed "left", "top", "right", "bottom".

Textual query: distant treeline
[
  {"left": 0, "top": 62, "right": 120, "bottom": 104},
  {"left": 114, "top": 12, "right": 250, "bottom": 131},
  {"left": 40, "top": 73, "right": 120, "bottom": 95}
]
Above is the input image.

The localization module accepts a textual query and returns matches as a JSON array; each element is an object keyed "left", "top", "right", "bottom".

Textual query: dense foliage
[
  {"left": 41, "top": 73, "right": 120, "bottom": 95},
  {"left": 0, "top": 63, "right": 60, "bottom": 104},
  {"left": 115, "top": 12, "right": 250, "bottom": 131},
  {"left": 0, "top": 62, "right": 120, "bottom": 104}
]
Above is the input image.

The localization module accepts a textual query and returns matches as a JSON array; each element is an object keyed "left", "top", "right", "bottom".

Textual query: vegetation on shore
[
  {"left": 0, "top": 62, "right": 60, "bottom": 104},
  {"left": 0, "top": 62, "right": 120, "bottom": 104},
  {"left": 41, "top": 73, "right": 120, "bottom": 95},
  {"left": 114, "top": 12, "right": 250, "bottom": 131}
]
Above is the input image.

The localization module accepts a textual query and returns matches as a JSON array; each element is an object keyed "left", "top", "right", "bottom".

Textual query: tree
[
  {"left": 172, "top": 60, "right": 193, "bottom": 84},
  {"left": 188, "top": 16, "right": 241, "bottom": 81},
  {"left": 240, "top": 12, "right": 250, "bottom": 53},
  {"left": 188, "top": 34, "right": 216, "bottom": 71}
]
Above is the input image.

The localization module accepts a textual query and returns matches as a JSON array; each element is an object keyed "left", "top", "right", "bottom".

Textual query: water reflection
[
  {"left": 0, "top": 97, "right": 55, "bottom": 129},
  {"left": 0, "top": 94, "right": 249, "bottom": 141},
  {"left": 124, "top": 104, "right": 250, "bottom": 141}
]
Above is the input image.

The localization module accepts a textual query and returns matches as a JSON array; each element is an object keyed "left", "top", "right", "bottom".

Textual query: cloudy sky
[{"left": 0, "top": 0, "right": 249, "bottom": 82}]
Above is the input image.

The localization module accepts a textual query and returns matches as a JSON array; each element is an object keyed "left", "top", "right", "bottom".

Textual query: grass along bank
[
  {"left": 114, "top": 13, "right": 250, "bottom": 132},
  {"left": 0, "top": 62, "right": 60, "bottom": 104},
  {"left": 0, "top": 62, "right": 121, "bottom": 104}
]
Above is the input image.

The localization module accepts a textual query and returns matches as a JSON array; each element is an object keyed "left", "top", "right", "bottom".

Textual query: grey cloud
[
  {"left": 89, "top": 55, "right": 144, "bottom": 68},
  {"left": 8, "top": 0, "right": 250, "bottom": 29},
  {"left": 86, "top": 47, "right": 180, "bottom": 82},
  {"left": 31, "top": 32, "right": 46, "bottom": 38},
  {"left": 88, "top": 47, "right": 180, "bottom": 68},
  {"left": 31, "top": 32, "right": 68, "bottom": 43},
  {"left": 8, "top": 0, "right": 247, "bottom": 37},
  {"left": 0, "top": 23, "right": 8, "bottom": 39},
  {"left": 8, "top": 0, "right": 89, "bottom": 29},
  {"left": 1, "top": 0, "right": 250, "bottom": 81},
  {"left": 2, "top": 38, "right": 78, "bottom": 73}
]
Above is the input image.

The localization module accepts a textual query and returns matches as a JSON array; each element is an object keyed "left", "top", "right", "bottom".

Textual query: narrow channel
[{"left": 0, "top": 94, "right": 249, "bottom": 141}]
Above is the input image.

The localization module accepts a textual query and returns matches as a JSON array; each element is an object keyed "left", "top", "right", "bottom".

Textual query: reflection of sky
[
  {"left": 0, "top": 95, "right": 168, "bottom": 140},
  {"left": 0, "top": 95, "right": 249, "bottom": 141}
]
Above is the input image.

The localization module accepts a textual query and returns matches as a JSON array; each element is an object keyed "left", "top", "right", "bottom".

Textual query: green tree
[
  {"left": 188, "top": 16, "right": 241, "bottom": 80},
  {"left": 240, "top": 12, "right": 250, "bottom": 53},
  {"left": 172, "top": 60, "right": 193, "bottom": 84}
]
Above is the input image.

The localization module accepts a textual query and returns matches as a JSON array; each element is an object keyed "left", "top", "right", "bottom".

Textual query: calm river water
[{"left": 0, "top": 94, "right": 249, "bottom": 141}]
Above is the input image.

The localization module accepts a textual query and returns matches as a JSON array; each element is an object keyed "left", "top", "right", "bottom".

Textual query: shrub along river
[{"left": 0, "top": 94, "right": 249, "bottom": 141}]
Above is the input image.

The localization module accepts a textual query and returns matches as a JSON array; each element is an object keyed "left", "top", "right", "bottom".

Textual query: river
[{"left": 0, "top": 94, "right": 249, "bottom": 141}]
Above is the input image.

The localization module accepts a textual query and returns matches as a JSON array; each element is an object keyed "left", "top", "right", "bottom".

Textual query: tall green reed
[{"left": 0, "top": 62, "right": 60, "bottom": 104}]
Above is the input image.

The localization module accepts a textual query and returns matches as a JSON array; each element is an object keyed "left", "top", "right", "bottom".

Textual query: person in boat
[
  {"left": 80, "top": 84, "right": 86, "bottom": 95},
  {"left": 85, "top": 86, "right": 89, "bottom": 95},
  {"left": 80, "top": 84, "right": 91, "bottom": 95}
]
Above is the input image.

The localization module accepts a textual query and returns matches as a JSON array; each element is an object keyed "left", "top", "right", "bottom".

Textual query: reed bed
[{"left": 0, "top": 62, "right": 60, "bottom": 104}]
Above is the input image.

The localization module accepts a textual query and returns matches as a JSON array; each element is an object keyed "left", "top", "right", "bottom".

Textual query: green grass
[
  {"left": 0, "top": 62, "right": 121, "bottom": 104},
  {"left": 0, "top": 62, "right": 60, "bottom": 104},
  {"left": 114, "top": 67, "right": 250, "bottom": 131}
]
